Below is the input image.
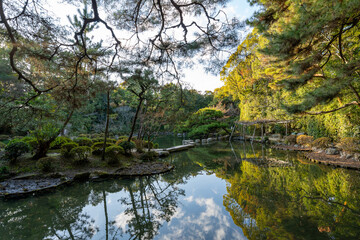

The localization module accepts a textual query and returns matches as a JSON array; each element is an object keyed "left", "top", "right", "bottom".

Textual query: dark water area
[
  {"left": 1, "top": 140, "right": 360, "bottom": 239},
  {"left": 153, "top": 135, "right": 183, "bottom": 148}
]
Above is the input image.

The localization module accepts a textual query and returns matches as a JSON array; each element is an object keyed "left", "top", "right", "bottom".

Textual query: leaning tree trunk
[
  {"left": 128, "top": 97, "right": 144, "bottom": 142},
  {"left": 102, "top": 90, "right": 110, "bottom": 161},
  {"left": 32, "top": 109, "right": 74, "bottom": 160}
]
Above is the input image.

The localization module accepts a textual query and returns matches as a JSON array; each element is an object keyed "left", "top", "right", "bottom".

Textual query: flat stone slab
[
  {"left": 152, "top": 149, "right": 170, "bottom": 157},
  {"left": 0, "top": 161, "right": 174, "bottom": 199},
  {"left": 0, "top": 178, "right": 70, "bottom": 198},
  {"left": 166, "top": 144, "right": 195, "bottom": 153}
]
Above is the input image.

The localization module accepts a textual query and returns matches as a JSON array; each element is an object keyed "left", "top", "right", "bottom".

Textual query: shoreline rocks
[{"left": 0, "top": 162, "right": 174, "bottom": 199}]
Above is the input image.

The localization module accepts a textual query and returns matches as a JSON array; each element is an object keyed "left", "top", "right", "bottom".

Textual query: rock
[
  {"left": 207, "top": 138, "right": 215, "bottom": 143},
  {"left": 346, "top": 154, "right": 353, "bottom": 159},
  {"left": 177, "top": 133, "right": 182, "bottom": 137},
  {"left": 73, "top": 172, "right": 90, "bottom": 181},
  {"left": 271, "top": 134, "right": 282, "bottom": 139},
  {"left": 354, "top": 153, "right": 360, "bottom": 162},
  {"left": 182, "top": 140, "right": 194, "bottom": 145},
  {"left": 156, "top": 150, "right": 170, "bottom": 157},
  {"left": 297, "top": 132, "right": 305, "bottom": 136},
  {"left": 294, "top": 144, "right": 299, "bottom": 147},
  {"left": 325, "top": 148, "right": 339, "bottom": 155},
  {"left": 195, "top": 139, "right": 200, "bottom": 143},
  {"left": 201, "top": 139, "right": 207, "bottom": 144}
]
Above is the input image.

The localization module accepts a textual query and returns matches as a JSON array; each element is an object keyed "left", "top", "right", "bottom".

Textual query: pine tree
[{"left": 249, "top": 0, "right": 360, "bottom": 114}]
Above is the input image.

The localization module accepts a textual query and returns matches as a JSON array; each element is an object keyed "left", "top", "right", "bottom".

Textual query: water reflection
[
  {"left": 1, "top": 141, "right": 360, "bottom": 239},
  {"left": 222, "top": 144, "right": 360, "bottom": 240}
]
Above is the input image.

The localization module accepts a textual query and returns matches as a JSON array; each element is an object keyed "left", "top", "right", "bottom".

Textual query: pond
[{"left": 1, "top": 141, "right": 360, "bottom": 240}]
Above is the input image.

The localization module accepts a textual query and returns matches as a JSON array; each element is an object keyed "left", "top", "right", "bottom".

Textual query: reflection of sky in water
[{"left": 74, "top": 173, "right": 246, "bottom": 240}]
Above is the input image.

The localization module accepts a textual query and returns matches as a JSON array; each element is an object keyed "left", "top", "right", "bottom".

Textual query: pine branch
[{"left": 301, "top": 101, "right": 359, "bottom": 115}]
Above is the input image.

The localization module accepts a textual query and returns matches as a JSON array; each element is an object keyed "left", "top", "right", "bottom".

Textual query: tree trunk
[
  {"left": 32, "top": 109, "right": 74, "bottom": 160},
  {"left": 128, "top": 97, "right": 143, "bottom": 142},
  {"left": 32, "top": 141, "right": 51, "bottom": 160},
  {"left": 102, "top": 90, "right": 110, "bottom": 161},
  {"left": 103, "top": 190, "right": 109, "bottom": 240}
]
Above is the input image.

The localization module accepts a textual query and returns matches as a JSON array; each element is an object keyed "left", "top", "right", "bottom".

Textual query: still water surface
[{"left": 1, "top": 140, "right": 360, "bottom": 239}]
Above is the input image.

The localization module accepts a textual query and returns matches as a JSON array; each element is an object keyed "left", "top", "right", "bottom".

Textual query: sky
[
  {"left": 50, "top": 0, "right": 257, "bottom": 92},
  {"left": 182, "top": 1, "right": 257, "bottom": 92}
]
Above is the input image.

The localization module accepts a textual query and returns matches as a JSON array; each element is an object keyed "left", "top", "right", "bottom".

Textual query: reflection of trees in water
[
  {"left": 0, "top": 183, "right": 97, "bottom": 240},
  {"left": 120, "top": 175, "right": 184, "bottom": 239},
  {"left": 223, "top": 160, "right": 360, "bottom": 240},
  {"left": 0, "top": 174, "right": 184, "bottom": 240}
]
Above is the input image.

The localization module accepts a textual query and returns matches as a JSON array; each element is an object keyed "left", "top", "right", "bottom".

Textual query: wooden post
[
  {"left": 252, "top": 125, "right": 256, "bottom": 142},
  {"left": 243, "top": 125, "right": 246, "bottom": 141}
]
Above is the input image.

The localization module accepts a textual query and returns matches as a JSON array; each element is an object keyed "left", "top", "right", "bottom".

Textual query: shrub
[
  {"left": 116, "top": 140, "right": 135, "bottom": 155},
  {"left": 92, "top": 137, "right": 104, "bottom": 143},
  {"left": 61, "top": 142, "right": 79, "bottom": 158},
  {"left": 117, "top": 135, "right": 128, "bottom": 141},
  {"left": 284, "top": 135, "right": 297, "bottom": 145},
  {"left": 105, "top": 146, "right": 125, "bottom": 165},
  {"left": 70, "top": 146, "right": 91, "bottom": 165},
  {"left": 20, "top": 136, "right": 38, "bottom": 150},
  {"left": 153, "top": 143, "right": 159, "bottom": 149},
  {"left": 91, "top": 142, "right": 113, "bottom": 155},
  {"left": 36, "top": 157, "right": 55, "bottom": 172},
  {"left": 296, "top": 135, "right": 314, "bottom": 146},
  {"left": 79, "top": 133, "right": 90, "bottom": 138},
  {"left": 134, "top": 139, "right": 154, "bottom": 151},
  {"left": 338, "top": 137, "right": 359, "bottom": 153},
  {"left": 21, "top": 136, "right": 36, "bottom": 143},
  {"left": 30, "top": 124, "right": 60, "bottom": 158},
  {"left": 311, "top": 137, "right": 332, "bottom": 149},
  {"left": 143, "top": 140, "right": 154, "bottom": 149},
  {"left": 107, "top": 138, "right": 117, "bottom": 144},
  {"left": 140, "top": 151, "right": 159, "bottom": 161},
  {"left": 0, "top": 142, "right": 6, "bottom": 149},
  {"left": 188, "top": 122, "right": 227, "bottom": 139},
  {"left": 4, "top": 140, "right": 30, "bottom": 163},
  {"left": 73, "top": 137, "right": 93, "bottom": 147},
  {"left": 0, "top": 166, "right": 9, "bottom": 174},
  {"left": 91, "top": 133, "right": 104, "bottom": 138},
  {"left": 50, "top": 136, "right": 72, "bottom": 149},
  {"left": 0, "top": 135, "right": 10, "bottom": 141},
  {"left": 30, "top": 123, "right": 59, "bottom": 144}
]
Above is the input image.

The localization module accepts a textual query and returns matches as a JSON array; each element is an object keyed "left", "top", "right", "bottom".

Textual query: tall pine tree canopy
[{"left": 249, "top": 0, "right": 360, "bottom": 114}]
